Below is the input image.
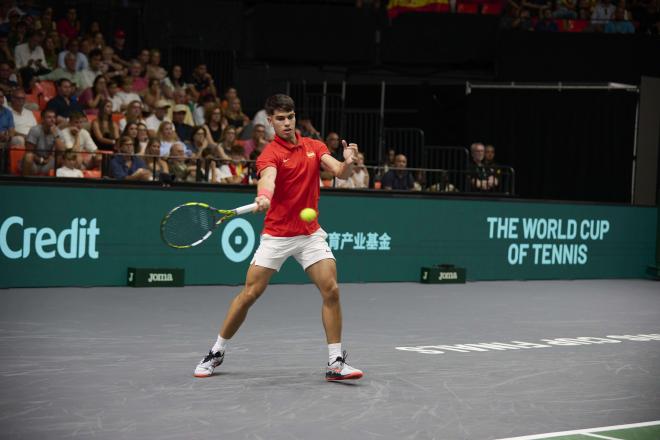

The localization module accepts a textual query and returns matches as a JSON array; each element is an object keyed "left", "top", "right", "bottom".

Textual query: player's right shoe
[
  {"left": 193, "top": 350, "right": 224, "bottom": 378},
  {"left": 326, "top": 351, "right": 363, "bottom": 381}
]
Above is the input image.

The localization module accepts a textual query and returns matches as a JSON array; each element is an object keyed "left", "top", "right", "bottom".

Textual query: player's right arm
[{"left": 254, "top": 166, "right": 276, "bottom": 212}]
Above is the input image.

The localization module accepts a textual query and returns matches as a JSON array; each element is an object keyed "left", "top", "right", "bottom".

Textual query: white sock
[
  {"left": 212, "top": 335, "right": 228, "bottom": 353},
  {"left": 328, "top": 343, "right": 342, "bottom": 364}
]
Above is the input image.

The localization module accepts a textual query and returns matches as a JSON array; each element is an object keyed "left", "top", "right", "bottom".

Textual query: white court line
[
  {"left": 494, "top": 420, "right": 660, "bottom": 440},
  {"left": 582, "top": 433, "right": 622, "bottom": 440}
]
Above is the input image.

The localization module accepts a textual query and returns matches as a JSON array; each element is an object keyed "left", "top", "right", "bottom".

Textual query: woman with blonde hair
[
  {"left": 223, "top": 97, "right": 249, "bottom": 136},
  {"left": 157, "top": 120, "right": 180, "bottom": 156}
]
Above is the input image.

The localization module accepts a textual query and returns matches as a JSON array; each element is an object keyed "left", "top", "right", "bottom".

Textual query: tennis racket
[{"left": 160, "top": 202, "right": 257, "bottom": 248}]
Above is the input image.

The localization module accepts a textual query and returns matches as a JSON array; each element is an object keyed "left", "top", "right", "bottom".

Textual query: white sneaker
[
  {"left": 193, "top": 350, "right": 224, "bottom": 378},
  {"left": 325, "top": 351, "right": 363, "bottom": 381}
]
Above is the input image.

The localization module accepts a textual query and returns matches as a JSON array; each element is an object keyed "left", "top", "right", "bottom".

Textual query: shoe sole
[{"left": 326, "top": 372, "right": 363, "bottom": 381}]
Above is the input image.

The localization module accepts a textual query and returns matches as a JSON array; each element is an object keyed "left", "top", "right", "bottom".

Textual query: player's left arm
[{"left": 321, "top": 140, "right": 357, "bottom": 179}]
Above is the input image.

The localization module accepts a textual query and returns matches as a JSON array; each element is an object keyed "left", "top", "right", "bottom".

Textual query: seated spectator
[
  {"left": 536, "top": 8, "right": 559, "bottom": 31},
  {"left": 604, "top": 6, "right": 636, "bottom": 32},
  {"left": 21, "top": 108, "right": 64, "bottom": 176},
  {"left": 167, "top": 141, "right": 195, "bottom": 181},
  {"left": 137, "top": 49, "right": 150, "bottom": 70},
  {"left": 116, "top": 77, "right": 141, "bottom": 111},
  {"left": 111, "top": 30, "right": 130, "bottom": 68},
  {"left": 469, "top": 142, "right": 499, "bottom": 191},
  {"left": 78, "top": 75, "right": 109, "bottom": 114},
  {"left": 35, "top": 7, "right": 56, "bottom": 34},
  {"left": 324, "top": 132, "right": 342, "bottom": 161},
  {"left": 43, "top": 36, "right": 58, "bottom": 71},
  {"left": 226, "top": 145, "right": 249, "bottom": 184},
  {"left": 142, "top": 78, "right": 162, "bottom": 111},
  {"left": 45, "top": 78, "right": 84, "bottom": 125},
  {"left": 252, "top": 107, "right": 275, "bottom": 141},
  {"left": 224, "top": 97, "right": 249, "bottom": 136},
  {"left": 106, "top": 79, "right": 122, "bottom": 112},
  {"left": 129, "top": 59, "right": 148, "bottom": 93},
  {"left": 554, "top": 0, "right": 579, "bottom": 19},
  {"left": 90, "top": 99, "right": 119, "bottom": 151},
  {"left": 381, "top": 153, "right": 415, "bottom": 190},
  {"left": 119, "top": 100, "right": 147, "bottom": 132},
  {"left": 121, "top": 121, "right": 140, "bottom": 153},
  {"left": 592, "top": 0, "right": 616, "bottom": 27},
  {"left": 297, "top": 115, "right": 321, "bottom": 140},
  {"left": 8, "top": 17, "right": 28, "bottom": 49},
  {"left": 136, "top": 123, "right": 149, "bottom": 154},
  {"left": 109, "top": 135, "right": 152, "bottom": 181},
  {"left": 242, "top": 123, "right": 267, "bottom": 159},
  {"left": 57, "top": 38, "right": 87, "bottom": 71},
  {"left": 0, "top": 89, "right": 15, "bottom": 143},
  {"left": 100, "top": 46, "right": 125, "bottom": 80},
  {"left": 218, "top": 126, "right": 239, "bottom": 157},
  {"left": 56, "top": 150, "right": 84, "bottom": 178},
  {"left": 157, "top": 120, "right": 180, "bottom": 156},
  {"left": 512, "top": 8, "right": 535, "bottom": 30},
  {"left": 91, "top": 32, "right": 105, "bottom": 51},
  {"left": 145, "top": 99, "right": 171, "bottom": 135},
  {"left": 335, "top": 152, "right": 369, "bottom": 189},
  {"left": 189, "top": 125, "right": 212, "bottom": 158},
  {"left": 8, "top": 89, "right": 37, "bottom": 136},
  {"left": 77, "top": 48, "right": 103, "bottom": 91},
  {"left": 0, "top": 61, "right": 18, "bottom": 94},
  {"left": 204, "top": 104, "right": 226, "bottom": 144},
  {"left": 172, "top": 104, "right": 194, "bottom": 143},
  {"left": 162, "top": 64, "right": 190, "bottom": 99},
  {"left": 522, "top": 0, "right": 551, "bottom": 16},
  {"left": 15, "top": 31, "right": 49, "bottom": 72},
  {"left": 189, "top": 63, "right": 216, "bottom": 98},
  {"left": 141, "top": 137, "right": 169, "bottom": 180},
  {"left": 170, "top": 88, "right": 194, "bottom": 125},
  {"left": 146, "top": 49, "right": 166, "bottom": 81},
  {"left": 220, "top": 87, "right": 238, "bottom": 110},
  {"left": 61, "top": 112, "right": 99, "bottom": 166},
  {"left": 381, "top": 147, "right": 396, "bottom": 173},
  {"left": 37, "top": 51, "right": 81, "bottom": 84},
  {"left": 56, "top": 8, "right": 80, "bottom": 46},
  {"left": 193, "top": 93, "right": 217, "bottom": 126}
]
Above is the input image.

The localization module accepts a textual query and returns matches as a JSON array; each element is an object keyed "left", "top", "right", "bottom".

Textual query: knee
[
  {"left": 238, "top": 282, "right": 266, "bottom": 307},
  {"left": 321, "top": 283, "right": 340, "bottom": 304}
]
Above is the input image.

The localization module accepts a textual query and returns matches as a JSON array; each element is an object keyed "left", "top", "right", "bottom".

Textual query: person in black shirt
[
  {"left": 172, "top": 104, "right": 193, "bottom": 144},
  {"left": 45, "top": 78, "right": 84, "bottom": 125},
  {"left": 381, "top": 153, "right": 415, "bottom": 190}
]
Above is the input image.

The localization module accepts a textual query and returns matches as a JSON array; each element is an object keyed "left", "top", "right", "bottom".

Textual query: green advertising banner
[{"left": 0, "top": 182, "right": 656, "bottom": 288}]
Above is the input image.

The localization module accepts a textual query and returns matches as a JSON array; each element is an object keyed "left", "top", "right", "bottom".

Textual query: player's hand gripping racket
[{"left": 160, "top": 202, "right": 257, "bottom": 248}]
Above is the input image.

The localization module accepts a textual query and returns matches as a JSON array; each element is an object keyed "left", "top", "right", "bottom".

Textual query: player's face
[{"left": 269, "top": 110, "right": 295, "bottom": 142}]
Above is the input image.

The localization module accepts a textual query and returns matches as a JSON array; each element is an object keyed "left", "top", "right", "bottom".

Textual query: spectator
[
  {"left": 324, "top": 132, "right": 342, "bottom": 161},
  {"left": 469, "top": 142, "right": 499, "bottom": 191},
  {"left": 381, "top": 153, "right": 415, "bottom": 190},
  {"left": 512, "top": 8, "right": 535, "bottom": 30},
  {"left": 146, "top": 49, "right": 166, "bottom": 81},
  {"left": 0, "top": 35, "right": 15, "bottom": 65},
  {"left": 242, "top": 123, "right": 267, "bottom": 159},
  {"left": 111, "top": 29, "right": 130, "bottom": 67},
  {"left": 252, "top": 108, "right": 275, "bottom": 141},
  {"left": 170, "top": 88, "right": 194, "bottom": 125},
  {"left": 100, "top": 46, "right": 124, "bottom": 80},
  {"left": 554, "top": 0, "right": 579, "bottom": 17},
  {"left": 119, "top": 100, "right": 147, "bottom": 132},
  {"left": 56, "top": 8, "right": 80, "bottom": 45},
  {"left": 578, "top": 0, "right": 595, "bottom": 19},
  {"left": 106, "top": 79, "right": 122, "bottom": 112},
  {"left": 381, "top": 147, "right": 396, "bottom": 173},
  {"left": 142, "top": 78, "right": 162, "bottom": 111},
  {"left": 145, "top": 99, "right": 171, "bottom": 135},
  {"left": 298, "top": 115, "right": 321, "bottom": 140},
  {"left": 8, "top": 17, "right": 28, "bottom": 49},
  {"left": 60, "top": 111, "right": 99, "bottom": 169},
  {"left": 21, "top": 108, "right": 64, "bottom": 176},
  {"left": 90, "top": 99, "right": 119, "bottom": 151},
  {"left": 8, "top": 89, "right": 37, "bottom": 136},
  {"left": 43, "top": 35, "right": 58, "bottom": 70},
  {"left": 220, "top": 87, "right": 238, "bottom": 110},
  {"left": 121, "top": 121, "right": 139, "bottom": 153},
  {"left": 167, "top": 141, "right": 195, "bottom": 181},
  {"left": 157, "top": 120, "right": 180, "bottom": 156},
  {"left": 592, "top": 0, "right": 616, "bottom": 26},
  {"left": 35, "top": 7, "right": 56, "bottom": 33},
  {"left": 204, "top": 104, "right": 226, "bottom": 143},
  {"left": 83, "top": 21, "right": 102, "bottom": 41},
  {"left": 37, "top": 51, "right": 81, "bottom": 84},
  {"left": 116, "top": 77, "right": 141, "bottom": 111},
  {"left": 109, "top": 135, "right": 152, "bottom": 181},
  {"left": 536, "top": 8, "right": 559, "bottom": 30},
  {"left": 218, "top": 126, "right": 239, "bottom": 157},
  {"left": 336, "top": 152, "right": 369, "bottom": 189},
  {"left": 172, "top": 104, "right": 194, "bottom": 143},
  {"left": 189, "top": 125, "right": 212, "bottom": 159},
  {"left": 225, "top": 145, "right": 249, "bottom": 184},
  {"left": 224, "top": 97, "right": 249, "bottom": 136},
  {"left": 77, "top": 48, "right": 102, "bottom": 91},
  {"left": 91, "top": 32, "right": 105, "bottom": 50},
  {"left": 56, "top": 150, "right": 83, "bottom": 178},
  {"left": 141, "top": 137, "right": 169, "bottom": 179},
  {"left": 193, "top": 93, "right": 216, "bottom": 126},
  {"left": 15, "top": 31, "right": 49, "bottom": 72},
  {"left": 129, "top": 59, "right": 147, "bottom": 93},
  {"left": 137, "top": 49, "right": 150, "bottom": 70},
  {"left": 46, "top": 78, "right": 84, "bottom": 125},
  {"left": 0, "top": 61, "right": 17, "bottom": 96},
  {"left": 484, "top": 144, "right": 502, "bottom": 189},
  {"left": 162, "top": 64, "right": 190, "bottom": 98},
  {"left": 136, "top": 122, "right": 149, "bottom": 154},
  {"left": 57, "top": 38, "right": 87, "bottom": 71},
  {"left": 189, "top": 63, "right": 216, "bottom": 98},
  {"left": 0, "top": 89, "right": 14, "bottom": 142},
  {"left": 78, "top": 74, "right": 108, "bottom": 114},
  {"left": 605, "top": 6, "right": 636, "bottom": 32}
]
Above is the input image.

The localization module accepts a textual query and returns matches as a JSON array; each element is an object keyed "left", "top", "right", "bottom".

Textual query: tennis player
[{"left": 194, "top": 94, "right": 363, "bottom": 381}]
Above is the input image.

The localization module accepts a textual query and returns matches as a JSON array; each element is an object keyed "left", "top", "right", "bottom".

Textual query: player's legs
[
  {"left": 305, "top": 258, "right": 342, "bottom": 344},
  {"left": 219, "top": 263, "right": 275, "bottom": 339}
]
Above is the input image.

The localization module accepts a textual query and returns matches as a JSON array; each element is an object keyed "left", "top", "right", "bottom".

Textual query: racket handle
[{"left": 234, "top": 203, "right": 257, "bottom": 216}]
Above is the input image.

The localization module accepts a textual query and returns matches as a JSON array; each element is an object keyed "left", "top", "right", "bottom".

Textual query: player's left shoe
[
  {"left": 325, "top": 351, "right": 363, "bottom": 381},
  {"left": 193, "top": 350, "right": 224, "bottom": 378}
]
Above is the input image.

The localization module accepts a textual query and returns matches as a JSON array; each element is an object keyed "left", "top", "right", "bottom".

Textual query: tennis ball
[{"left": 299, "top": 208, "right": 317, "bottom": 222}]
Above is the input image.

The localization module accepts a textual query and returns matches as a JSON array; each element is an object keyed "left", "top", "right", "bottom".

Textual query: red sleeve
[
  {"left": 314, "top": 139, "right": 330, "bottom": 162},
  {"left": 256, "top": 144, "right": 278, "bottom": 176}
]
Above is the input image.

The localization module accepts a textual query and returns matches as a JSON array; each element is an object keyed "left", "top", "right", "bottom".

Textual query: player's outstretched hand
[
  {"left": 254, "top": 195, "right": 271, "bottom": 212},
  {"left": 342, "top": 140, "right": 358, "bottom": 164}
]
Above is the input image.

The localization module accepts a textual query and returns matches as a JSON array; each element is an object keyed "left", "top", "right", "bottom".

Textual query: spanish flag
[{"left": 387, "top": 0, "right": 451, "bottom": 19}]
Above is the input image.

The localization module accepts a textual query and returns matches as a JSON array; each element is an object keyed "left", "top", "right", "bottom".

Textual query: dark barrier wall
[{"left": 0, "top": 182, "right": 656, "bottom": 288}]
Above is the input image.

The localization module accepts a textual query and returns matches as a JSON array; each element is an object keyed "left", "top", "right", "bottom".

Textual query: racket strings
[{"left": 162, "top": 205, "right": 219, "bottom": 247}]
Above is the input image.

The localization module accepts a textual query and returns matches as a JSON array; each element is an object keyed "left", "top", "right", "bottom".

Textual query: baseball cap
[
  {"left": 155, "top": 99, "right": 171, "bottom": 109},
  {"left": 114, "top": 29, "right": 126, "bottom": 39},
  {"left": 173, "top": 104, "right": 188, "bottom": 113}
]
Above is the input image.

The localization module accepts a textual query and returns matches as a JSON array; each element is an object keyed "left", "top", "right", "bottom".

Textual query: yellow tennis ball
[{"left": 300, "top": 208, "right": 317, "bottom": 222}]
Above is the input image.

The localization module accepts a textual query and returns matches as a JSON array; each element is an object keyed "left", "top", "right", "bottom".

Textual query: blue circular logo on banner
[{"left": 220, "top": 218, "right": 255, "bottom": 263}]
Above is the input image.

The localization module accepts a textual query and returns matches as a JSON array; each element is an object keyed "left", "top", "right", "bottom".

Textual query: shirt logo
[
  {"left": 282, "top": 158, "right": 289, "bottom": 163},
  {"left": 306, "top": 151, "right": 315, "bottom": 158}
]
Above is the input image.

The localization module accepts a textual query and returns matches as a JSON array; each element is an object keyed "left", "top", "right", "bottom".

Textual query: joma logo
[
  {"left": 438, "top": 272, "right": 458, "bottom": 280},
  {"left": 148, "top": 273, "right": 173, "bottom": 283}
]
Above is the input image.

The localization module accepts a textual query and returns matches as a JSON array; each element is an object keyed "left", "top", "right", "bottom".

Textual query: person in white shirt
[
  {"left": 56, "top": 150, "right": 84, "bottom": 178},
  {"left": 116, "top": 77, "right": 142, "bottom": 111},
  {"left": 119, "top": 100, "right": 147, "bottom": 132},
  {"left": 60, "top": 112, "right": 99, "bottom": 169},
  {"left": 591, "top": 0, "right": 616, "bottom": 24},
  {"left": 15, "top": 32, "right": 49, "bottom": 71},
  {"left": 145, "top": 99, "right": 171, "bottom": 135},
  {"left": 335, "top": 152, "right": 370, "bottom": 189},
  {"left": 252, "top": 108, "right": 275, "bottom": 141},
  {"left": 77, "top": 48, "right": 103, "bottom": 91},
  {"left": 8, "top": 89, "right": 37, "bottom": 136},
  {"left": 57, "top": 39, "right": 88, "bottom": 71}
]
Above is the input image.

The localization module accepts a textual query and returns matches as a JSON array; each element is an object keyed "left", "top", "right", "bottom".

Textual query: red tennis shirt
[{"left": 256, "top": 133, "right": 330, "bottom": 237}]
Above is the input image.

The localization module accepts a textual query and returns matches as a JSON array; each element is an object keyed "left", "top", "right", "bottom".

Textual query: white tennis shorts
[{"left": 251, "top": 228, "right": 335, "bottom": 271}]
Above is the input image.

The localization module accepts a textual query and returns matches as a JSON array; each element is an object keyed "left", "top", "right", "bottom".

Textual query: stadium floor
[{"left": 1, "top": 280, "right": 659, "bottom": 440}]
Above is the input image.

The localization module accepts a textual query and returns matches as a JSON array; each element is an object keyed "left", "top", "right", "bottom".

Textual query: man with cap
[
  {"left": 111, "top": 29, "right": 131, "bottom": 68},
  {"left": 172, "top": 104, "right": 193, "bottom": 144},
  {"left": 145, "top": 99, "right": 171, "bottom": 136}
]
